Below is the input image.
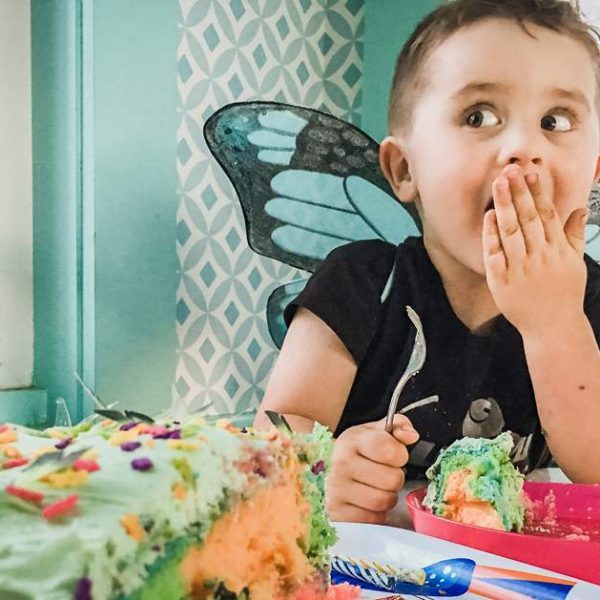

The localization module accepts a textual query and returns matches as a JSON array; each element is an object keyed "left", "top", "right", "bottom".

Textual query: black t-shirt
[{"left": 285, "top": 236, "right": 600, "bottom": 479}]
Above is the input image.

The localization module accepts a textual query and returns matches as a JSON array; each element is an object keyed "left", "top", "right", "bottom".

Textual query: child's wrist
[{"left": 520, "top": 311, "right": 590, "bottom": 345}]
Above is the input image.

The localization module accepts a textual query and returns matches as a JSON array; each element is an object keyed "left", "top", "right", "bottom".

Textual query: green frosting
[
  {"left": 294, "top": 423, "right": 338, "bottom": 570},
  {"left": 123, "top": 537, "right": 189, "bottom": 600},
  {"left": 423, "top": 432, "right": 525, "bottom": 531},
  {"left": 0, "top": 418, "right": 336, "bottom": 599}
]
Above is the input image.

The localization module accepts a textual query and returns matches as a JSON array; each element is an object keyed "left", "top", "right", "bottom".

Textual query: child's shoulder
[
  {"left": 326, "top": 236, "right": 423, "bottom": 265},
  {"left": 318, "top": 237, "right": 427, "bottom": 290}
]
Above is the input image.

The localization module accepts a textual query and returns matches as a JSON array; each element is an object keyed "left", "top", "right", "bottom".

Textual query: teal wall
[
  {"left": 29, "top": 0, "right": 179, "bottom": 424},
  {"left": 362, "top": 0, "right": 440, "bottom": 141},
  {"left": 92, "top": 0, "right": 179, "bottom": 416},
  {"left": 31, "top": 0, "right": 82, "bottom": 425}
]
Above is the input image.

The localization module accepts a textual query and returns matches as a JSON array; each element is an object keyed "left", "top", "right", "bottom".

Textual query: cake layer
[
  {"left": 423, "top": 432, "right": 526, "bottom": 532},
  {"left": 0, "top": 416, "right": 339, "bottom": 599}
]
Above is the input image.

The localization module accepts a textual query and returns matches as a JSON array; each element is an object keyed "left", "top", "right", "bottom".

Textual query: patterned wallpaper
[{"left": 175, "top": 0, "right": 364, "bottom": 417}]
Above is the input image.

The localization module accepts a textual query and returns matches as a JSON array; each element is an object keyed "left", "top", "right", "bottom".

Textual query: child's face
[{"left": 397, "top": 18, "right": 600, "bottom": 277}]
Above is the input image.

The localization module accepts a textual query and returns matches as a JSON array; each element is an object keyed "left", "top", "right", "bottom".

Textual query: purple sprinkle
[
  {"left": 153, "top": 428, "right": 181, "bottom": 440},
  {"left": 240, "top": 427, "right": 248, "bottom": 434},
  {"left": 119, "top": 421, "right": 139, "bottom": 431},
  {"left": 311, "top": 460, "right": 325, "bottom": 475},
  {"left": 55, "top": 437, "right": 72, "bottom": 450},
  {"left": 74, "top": 577, "right": 92, "bottom": 600},
  {"left": 254, "top": 467, "right": 268, "bottom": 478},
  {"left": 131, "top": 457, "right": 153, "bottom": 471},
  {"left": 120, "top": 441, "right": 141, "bottom": 452}
]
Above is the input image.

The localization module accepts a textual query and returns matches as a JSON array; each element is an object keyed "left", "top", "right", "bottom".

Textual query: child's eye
[
  {"left": 541, "top": 112, "right": 574, "bottom": 132},
  {"left": 465, "top": 107, "right": 499, "bottom": 128}
]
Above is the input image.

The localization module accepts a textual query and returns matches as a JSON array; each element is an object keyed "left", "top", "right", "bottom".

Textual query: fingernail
[{"left": 495, "top": 177, "right": 508, "bottom": 191}]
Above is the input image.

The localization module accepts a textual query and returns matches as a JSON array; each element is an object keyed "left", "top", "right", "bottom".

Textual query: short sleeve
[{"left": 284, "top": 240, "right": 396, "bottom": 364}]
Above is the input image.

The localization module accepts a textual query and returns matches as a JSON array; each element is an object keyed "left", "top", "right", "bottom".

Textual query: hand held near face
[{"left": 482, "top": 164, "right": 589, "bottom": 338}]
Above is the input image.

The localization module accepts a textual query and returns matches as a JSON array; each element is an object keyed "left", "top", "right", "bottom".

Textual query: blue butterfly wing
[
  {"left": 203, "top": 101, "right": 420, "bottom": 272},
  {"left": 204, "top": 101, "right": 421, "bottom": 347},
  {"left": 266, "top": 279, "right": 307, "bottom": 349},
  {"left": 265, "top": 170, "right": 419, "bottom": 259},
  {"left": 262, "top": 170, "right": 421, "bottom": 346}
]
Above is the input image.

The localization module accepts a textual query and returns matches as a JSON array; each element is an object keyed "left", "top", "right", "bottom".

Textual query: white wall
[
  {"left": 580, "top": 0, "right": 600, "bottom": 25},
  {"left": 0, "top": 0, "right": 33, "bottom": 389}
]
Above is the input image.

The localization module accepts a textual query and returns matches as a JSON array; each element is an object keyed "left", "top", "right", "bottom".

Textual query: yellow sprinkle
[
  {"left": 31, "top": 446, "right": 59, "bottom": 460},
  {"left": 108, "top": 426, "right": 143, "bottom": 446},
  {"left": 120, "top": 513, "right": 145, "bottom": 543},
  {"left": 82, "top": 449, "right": 99, "bottom": 461},
  {"left": 144, "top": 439, "right": 156, "bottom": 449},
  {"left": 2, "top": 446, "right": 22, "bottom": 459},
  {"left": 47, "top": 429, "right": 67, "bottom": 440},
  {"left": 215, "top": 419, "right": 230, "bottom": 429},
  {"left": 167, "top": 440, "right": 198, "bottom": 452},
  {"left": 40, "top": 468, "right": 89, "bottom": 488},
  {"left": 172, "top": 483, "right": 187, "bottom": 500},
  {"left": 0, "top": 430, "right": 18, "bottom": 445}
]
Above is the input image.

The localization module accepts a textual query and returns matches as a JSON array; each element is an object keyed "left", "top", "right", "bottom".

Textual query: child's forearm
[{"left": 523, "top": 314, "right": 600, "bottom": 483}]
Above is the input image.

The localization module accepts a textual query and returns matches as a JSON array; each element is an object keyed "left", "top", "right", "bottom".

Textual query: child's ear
[{"left": 379, "top": 136, "right": 418, "bottom": 202}]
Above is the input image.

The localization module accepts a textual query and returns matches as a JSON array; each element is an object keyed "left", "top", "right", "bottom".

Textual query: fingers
[
  {"left": 355, "top": 429, "right": 410, "bottom": 467},
  {"left": 326, "top": 475, "right": 399, "bottom": 522},
  {"left": 350, "top": 454, "right": 406, "bottom": 492},
  {"left": 326, "top": 501, "right": 388, "bottom": 525},
  {"left": 482, "top": 208, "right": 507, "bottom": 278},
  {"left": 369, "top": 413, "right": 420, "bottom": 445},
  {"left": 492, "top": 172, "right": 526, "bottom": 264},
  {"left": 506, "top": 168, "right": 546, "bottom": 251},
  {"left": 327, "top": 419, "right": 414, "bottom": 523},
  {"left": 354, "top": 416, "right": 418, "bottom": 467},
  {"left": 525, "top": 171, "right": 562, "bottom": 244},
  {"left": 388, "top": 413, "right": 420, "bottom": 445},
  {"left": 336, "top": 479, "right": 399, "bottom": 512}
]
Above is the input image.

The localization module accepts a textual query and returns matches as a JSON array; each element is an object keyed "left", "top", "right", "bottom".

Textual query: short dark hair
[{"left": 388, "top": 0, "right": 600, "bottom": 134}]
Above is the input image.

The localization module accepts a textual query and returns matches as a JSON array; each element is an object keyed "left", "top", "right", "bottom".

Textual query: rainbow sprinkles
[{"left": 0, "top": 415, "right": 359, "bottom": 600}]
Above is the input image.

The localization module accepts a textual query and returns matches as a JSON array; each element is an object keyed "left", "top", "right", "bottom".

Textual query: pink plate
[{"left": 405, "top": 481, "right": 600, "bottom": 584}]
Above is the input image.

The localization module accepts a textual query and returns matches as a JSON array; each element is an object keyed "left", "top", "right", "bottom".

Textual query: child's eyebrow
[
  {"left": 451, "top": 81, "right": 591, "bottom": 112},
  {"left": 451, "top": 81, "right": 504, "bottom": 99},
  {"left": 547, "top": 86, "right": 591, "bottom": 112}
]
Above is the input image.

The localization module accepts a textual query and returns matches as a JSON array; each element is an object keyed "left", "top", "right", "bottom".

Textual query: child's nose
[{"left": 497, "top": 125, "right": 543, "bottom": 169}]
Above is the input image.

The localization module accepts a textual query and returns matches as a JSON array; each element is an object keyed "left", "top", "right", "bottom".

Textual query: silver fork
[{"left": 385, "top": 306, "right": 426, "bottom": 434}]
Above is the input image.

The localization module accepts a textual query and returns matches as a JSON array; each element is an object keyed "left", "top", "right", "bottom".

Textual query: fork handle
[{"left": 384, "top": 372, "right": 414, "bottom": 433}]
